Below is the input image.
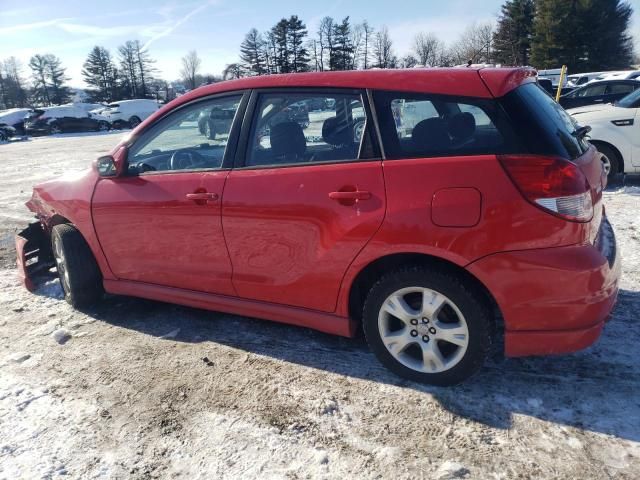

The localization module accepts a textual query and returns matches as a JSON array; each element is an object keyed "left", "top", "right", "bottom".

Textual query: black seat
[
  {"left": 269, "top": 121, "right": 306, "bottom": 164},
  {"left": 316, "top": 116, "right": 355, "bottom": 161},
  {"left": 410, "top": 117, "right": 451, "bottom": 154},
  {"left": 447, "top": 112, "right": 476, "bottom": 146}
]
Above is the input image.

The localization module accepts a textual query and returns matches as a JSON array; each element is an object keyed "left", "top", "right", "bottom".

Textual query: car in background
[
  {"left": 568, "top": 87, "right": 640, "bottom": 178},
  {"left": 16, "top": 68, "right": 619, "bottom": 386},
  {"left": 24, "top": 105, "right": 110, "bottom": 135},
  {"left": 567, "top": 72, "right": 610, "bottom": 87},
  {"left": 0, "top": 124, "right": 17, "bottom": 141},
  {"left": 0, "top": 108, "right": 31, "bottom": 135},
  {"left": 559, "top": 80, "right": 640, "bottom": 109},
  {"left": 197, "top": 105, "right": 236, "bottom": 139},
  {"left": 99, "top": 99, "right": 160, "bottom": 129},
  {"left": 598, "top": 70, "right": 640, "bottom": 82}
]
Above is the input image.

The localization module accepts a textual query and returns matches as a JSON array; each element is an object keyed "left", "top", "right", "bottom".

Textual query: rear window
[
  {"left": 501, "top": 83, "right": 589, "bottom": 160},
  {"left": 373, "top": 90, "right": 518, "bottom": 159}
]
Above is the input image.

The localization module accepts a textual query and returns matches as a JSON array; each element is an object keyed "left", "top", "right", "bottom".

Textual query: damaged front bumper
[{"left": 15, "top": 222, "right": 54, "bottom": 291}]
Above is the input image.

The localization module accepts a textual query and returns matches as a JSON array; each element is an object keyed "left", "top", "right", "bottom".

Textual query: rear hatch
[{"left": 500, "top": 83, "right": 605, "bottom": 242}]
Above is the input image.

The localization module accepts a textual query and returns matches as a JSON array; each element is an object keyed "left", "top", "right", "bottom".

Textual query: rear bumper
[
  {"left": 468, "top": 217, "right": 620, "bottom": 357},
  {"left": 15, "top": 222, "right": 54, "bottom": 291}
]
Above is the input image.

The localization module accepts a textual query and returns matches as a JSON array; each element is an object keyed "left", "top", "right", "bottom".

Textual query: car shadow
[{"left": 31, "top": 274, "right": 640, "bottom": 443}]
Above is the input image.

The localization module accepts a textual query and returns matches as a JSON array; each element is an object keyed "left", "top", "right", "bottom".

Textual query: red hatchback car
[{"left": 16, "top": 68, "right": 620, "bottom": 385}]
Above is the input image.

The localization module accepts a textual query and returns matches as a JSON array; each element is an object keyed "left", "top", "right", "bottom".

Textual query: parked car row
[{"left": 0, "top": 99, "right": 160, "bottom": 140}]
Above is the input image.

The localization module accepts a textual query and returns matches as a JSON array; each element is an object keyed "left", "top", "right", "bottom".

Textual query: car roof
[{"left": 175, "top": 67, "right": 535, "bottom": 104}]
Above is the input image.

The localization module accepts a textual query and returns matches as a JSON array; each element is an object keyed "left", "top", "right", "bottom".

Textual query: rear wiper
[{"left": 573, "top": 125, "right": 591, "bottom": 139}]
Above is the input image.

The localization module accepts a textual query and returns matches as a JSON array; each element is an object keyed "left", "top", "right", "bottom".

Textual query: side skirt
[{"left": 103, "top": 279, "right": 357, "bottom": 337}]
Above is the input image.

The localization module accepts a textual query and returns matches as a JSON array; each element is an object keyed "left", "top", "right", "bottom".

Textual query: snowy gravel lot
[{"left": 1, "top": 133, "right": 639, "bottom": 479}]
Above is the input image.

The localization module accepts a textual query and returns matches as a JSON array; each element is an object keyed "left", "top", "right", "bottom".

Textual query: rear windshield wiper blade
[{"left": 573, "top": 125, "right": 591, "bottom": 139}]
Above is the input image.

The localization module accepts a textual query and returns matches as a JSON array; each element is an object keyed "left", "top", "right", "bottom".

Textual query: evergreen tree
[
  {"left": 44, "top": 54, "right": 71, "bottom": 105},
  {"left": 330, "top": 17, "right": 354, "bottom": 70},
  {"left": 82, "top": 46, "right": 118, "bottom": 102},
  {"left": 492, "top": 0, "right": 535, "bottom": 66},
  {"left": 531, "top": 0, "right": 634, "bottom": 72},
  {"left": 239, "top": 28, "right": 267, "bottom": 75},
  {"left": 287, "top": 15, "right": 310, "bottom": 72},
  {"left": 271, "top": 19, "right": 290, "bottom": 73},
  {"left": 29, "top": 54, "right": 51, "bottom": 105},
  {"left": 118, "top": 40, "right": 156, "bottom": 98}
]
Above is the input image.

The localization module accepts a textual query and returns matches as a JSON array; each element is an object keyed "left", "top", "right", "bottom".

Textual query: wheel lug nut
[
  {"left": 429, "top": 327, "right": 436, "bottom": 334},
  {"left": 422, "top": 335, "right": 429, "bottom": 343},
  {"left": 410, "top": 319, "right": 418, "bottom": 325},
  {"left": 422, "top": 317, "right": 429, "bottom": 324},
  {"left": 410, "top": 329, "right": 418, "bottom": 337}
]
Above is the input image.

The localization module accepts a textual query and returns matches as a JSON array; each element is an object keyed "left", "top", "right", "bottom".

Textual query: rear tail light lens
[{"left": 499, "top": 155, "right": 593, "bottom": 222}]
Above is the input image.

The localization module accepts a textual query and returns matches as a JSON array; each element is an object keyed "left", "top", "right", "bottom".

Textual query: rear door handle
[
  {"left": 186, "top": 192, "right": 219, "bottom": 202},
  {"left": 328, "top": 190, "right": 371, "bottom": 201}
]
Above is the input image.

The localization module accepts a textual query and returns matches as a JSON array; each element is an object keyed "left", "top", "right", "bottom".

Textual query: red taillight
[{"left": 499, "top": 155, "right": 593, "bottom": 222}]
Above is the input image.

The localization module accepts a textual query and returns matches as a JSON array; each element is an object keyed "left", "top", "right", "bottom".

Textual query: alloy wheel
[
  {"left": 50, "top": 124, "right": 61, "bottom": 134},
  {"left": 601, "top": 155, "right": 612, "bottom": 176},
  {"left": 377, "top": 287, "right": 469, "bottom": 374},
  {"left": 53, "top": 235, "right": 71, "bottom": 294}
]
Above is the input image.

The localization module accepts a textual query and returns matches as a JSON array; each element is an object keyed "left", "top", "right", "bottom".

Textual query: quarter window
[
  {"left": 607, "top": 83, "right": 635, "bottom": 95},
  {"left": 128, "top": 95, "right": 242, "bottom": 173},
  {"left": 245, "top": 92, "right": 373, "bottom": 167},
  {"left": 374, "top": 91, "right": 514, "bottom": 159}
]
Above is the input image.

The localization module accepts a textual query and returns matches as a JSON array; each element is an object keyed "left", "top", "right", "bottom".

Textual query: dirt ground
[{"left": 1, "top": 133, "right": 639, "bottom": 479}]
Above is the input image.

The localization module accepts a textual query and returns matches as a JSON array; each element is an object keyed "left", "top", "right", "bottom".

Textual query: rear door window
[
  {"left": 373, "top": 90, "right": 516, "bottom": 159},
  {"left": 243, "top": 91, "right": 377, "bottom": 167},
  {"left": 606, "top": 83, "right": 635, "bottom": 95}
]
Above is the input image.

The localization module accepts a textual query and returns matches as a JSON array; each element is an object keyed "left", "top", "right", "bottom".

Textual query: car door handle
[
  {"left": 328, "top": 190, "right": 371, "bottom": 201},
  {"left": 186, "top": 192, "right": 219, "bottom": 201}
]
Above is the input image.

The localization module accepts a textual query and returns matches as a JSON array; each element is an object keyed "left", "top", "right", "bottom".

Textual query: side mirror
[{"left": 96, "top": 145, "right": 128, "bottom": 177}]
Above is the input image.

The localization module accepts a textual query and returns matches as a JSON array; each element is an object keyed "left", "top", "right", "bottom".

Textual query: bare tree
[
  {"left": 412, "top": 33, "right": 444, "bottom": 66},
  {"left": 350, "top": 23, "right": 364, "bottom": 69},
  {"left": 373, "top": 26, "right": 396, "bottom": 68},
  {"left": 317, "top": 16, "right": 334, "bottom": 71},
  {"left": 449, "top": 22, "right": 494, "bottom": 65},
  {"left": 180, "top": 50, "right": 202, "bottom": 89},
  {"left": 361, "top": 21, "right": 375, "bottom": 69}
]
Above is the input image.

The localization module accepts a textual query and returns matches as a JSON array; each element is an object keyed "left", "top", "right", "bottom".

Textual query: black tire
[
  {"left": 596, "top": 144, "right": 621, "bottom": 180},
  {"left": 0, "top": 130, "right": 6, "bottom": 142},
  {"left": 129, "top": 116, "right": 141, "bottom": 128},
  {"left": 97, "top": 121, "right": 110, "bottom": 132},
  {"left": 51, "top": 224, "right": 103, "bottom": 308},
  {"left": 362, "top": 266, "right": 491, "bottom": 386},
  {"left": 49, "top": 122, "right": 62, "bottom": 135}
]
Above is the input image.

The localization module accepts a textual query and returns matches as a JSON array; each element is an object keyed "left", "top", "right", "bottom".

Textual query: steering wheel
[{"left": 169, "top": 148, "right": 206, "bottom": 170}]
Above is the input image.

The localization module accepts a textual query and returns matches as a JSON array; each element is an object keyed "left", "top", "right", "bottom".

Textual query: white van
[
  {"left": 566, "top": 72, "right": 610, "bottom": 87},
  {"left": 100, "top": 99, "right": 160, "bottom": 128}
]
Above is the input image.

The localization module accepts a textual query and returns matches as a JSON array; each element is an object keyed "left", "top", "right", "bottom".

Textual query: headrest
[
  {"left": 322, "top": 116, "right": 352, "bottom": 147},
  {"left": 411, "top": 117, "right": 451, "bottom": 153},
  {"left": 270, "top": 121, "right": 306, "bottom": 159},
  {"left": 447, "top": 112, "right": 476, "bottom": 143}
]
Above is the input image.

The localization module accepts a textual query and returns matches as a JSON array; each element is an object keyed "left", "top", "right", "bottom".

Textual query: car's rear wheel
[
  {"left": 52, "top": 224, "right": 103, "bottom": 308},
  {"left": 363, "top": 266, "right": 491, "bottom": 386},
  {"left": 596, "top": 144, "right": 621, "bottom": 180},
  {"left": 97, "top": 121, "right": 110, "bottom": 132},
  {"left": 49, "top": 122, "right": 62, "bottom": 135},
  {"left": 129, "top": 116, "right": 141, "bottom": 128}
]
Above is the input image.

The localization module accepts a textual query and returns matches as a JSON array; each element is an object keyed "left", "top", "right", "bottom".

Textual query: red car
[{"left": 16, "top": 68, "right": 620, "bottom": 385}]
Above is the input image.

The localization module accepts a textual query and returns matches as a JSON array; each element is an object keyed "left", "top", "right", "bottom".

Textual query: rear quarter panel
[{"left": 336, "top": 155, "right": 590, "bottom": 316}]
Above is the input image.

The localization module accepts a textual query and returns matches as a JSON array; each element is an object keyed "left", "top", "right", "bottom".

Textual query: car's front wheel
[
  {"left": 49, "top": 122, "right": 62, "bottom": 135},
  {"left": 363, "top": 266, "right": 491, "bottom": 386},
  {"left": 596, "top": 144, "right": 621, "bottom": 180},
  {"left": 52, "top": 224, "right": 103, "bottom": 308},
  {"left": 97, "top": 121, "right": 110, "bottom": 132},
  {"left": 129, "top": 116, "right": 141, "bottom": 128}
]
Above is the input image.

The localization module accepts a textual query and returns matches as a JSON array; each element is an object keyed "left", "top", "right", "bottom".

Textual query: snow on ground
[{"left": 1, "top": 133, "right": 640, "bottom": 479}]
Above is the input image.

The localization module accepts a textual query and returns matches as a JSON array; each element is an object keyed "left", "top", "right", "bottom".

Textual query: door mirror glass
[{"left": 96, "top": 145, "right": 128, "bottom": 177}]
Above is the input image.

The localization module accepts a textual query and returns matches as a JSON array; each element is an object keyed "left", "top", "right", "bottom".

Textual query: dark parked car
[
  {"left": 559, "top": 80, "right": 640, "bottom": 109},
  {"left": 24, "top": 105, "right": 110, "bottom": 135},
  {"left": 0, "top": 124, "right": 17, "bottom": 141}
]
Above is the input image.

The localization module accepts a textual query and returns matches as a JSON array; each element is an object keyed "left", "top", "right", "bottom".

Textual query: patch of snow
[
  {"left": 160, "top": 328, "right": 180, "bottom": 339},
  {"left": 435, "top": 461, "right": 471, "bottom": 479}
]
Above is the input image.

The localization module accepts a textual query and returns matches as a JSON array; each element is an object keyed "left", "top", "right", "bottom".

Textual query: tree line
[
  {"left": 229, "top": 0, "right": 636, "bottom": 77},
  {"left": 0, "top": 0, "right": 636, "bottom": 110}
]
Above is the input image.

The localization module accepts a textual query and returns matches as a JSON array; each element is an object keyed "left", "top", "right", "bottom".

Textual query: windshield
[{"left": 616, "top": 88, "right": 640, "bottom": 108}]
